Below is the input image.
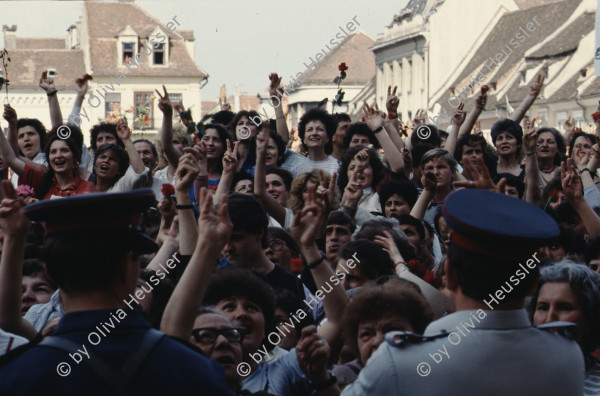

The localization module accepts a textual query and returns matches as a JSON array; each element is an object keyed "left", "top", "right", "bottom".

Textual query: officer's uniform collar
[{"left": 425, "top": 309, "right": 531, "bottom": 335}]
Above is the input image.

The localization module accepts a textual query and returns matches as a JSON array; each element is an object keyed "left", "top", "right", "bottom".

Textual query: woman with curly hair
[
  {"left": 288, "top": 170, "right": 339, "bottom": 214},
  {"left": 281, "top": 108, "right": 339, "bottom": 179}
]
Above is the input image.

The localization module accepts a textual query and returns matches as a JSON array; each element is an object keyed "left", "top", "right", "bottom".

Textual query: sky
[{"left": 0, "top": 0, "right": 409, "bottom": 101}]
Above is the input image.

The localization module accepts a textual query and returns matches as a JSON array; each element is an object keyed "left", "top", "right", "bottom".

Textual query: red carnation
[
  {"left": 338, "top": 62, "right": 348, "bottom": 72},
  {"left": 549, "top": 189, "right": 560, "bottom": 202},
  {"left": 269, "top": 73, "right": 277, "bottom": 80},
  {"left": 593, "top": 111, "right": 600, "bottom": 122},
  {"left": 173, "top": 103, "right": 182, "bottom": 113},
  {"left": 83, "top": 73, "right": 93, "bottom": 81},
  {"left": 481, "top": 85, "right": 489, "bottom": 93},
  {"left": 143, "top": 115, "right": 149, "bottom": 121},
  {"left": 161, "top": 183, "right": 175, "bottom": 197}
]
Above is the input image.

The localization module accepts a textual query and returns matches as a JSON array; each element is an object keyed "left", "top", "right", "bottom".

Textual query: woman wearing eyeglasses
[{"left": 189, "top": 307, "right": 248, "bottom": 395}]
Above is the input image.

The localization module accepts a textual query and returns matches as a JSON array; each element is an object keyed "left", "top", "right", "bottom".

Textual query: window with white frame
[
  {"left": 153, "top": 43, "right": 165, "bottom": 65},
  {"left": 105, "top": 93, "right": 121, "bottom": 119},
  {"left": 123, "top": 42, "right": 135, "bottom": 65}
]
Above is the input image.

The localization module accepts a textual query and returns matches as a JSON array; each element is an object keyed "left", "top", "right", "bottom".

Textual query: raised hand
[
  {"left": 363, "top": 102, "right": 385, "bottom": 131},
  {"left": 317, "top": 169, "right": 337, "bottom": 210},
  {"left": 222, "top": 139, "right": 239, "bottom": 174},
  {"left": 296, "top": 326, "right": 331, "bottom": 383},
  {"left": 197, "top": 188, "right": 232, "bottom": 249},
  {"left": 218, "top": 97, "right": 231, "bottom": 112},
  {"left": 175, "top": 152, "right": 201, "bottom": 192},
  {"left": 420, "top": 171, "right": 437, "bottom": 193},
  {"left": 564, "top": 115, "right": 575, "bottom": 135},
  {"left": 3, "top": 104, "right": 16, "bottom": 125},
  {"left": 522, "top": 117, "right": 538, "bottom": 153},
  {"left": 374, "top": 230, "right": 404, "bottom": 265},
  {"left": 290, "top": 183, "right": 326, "bottom": 247},
  {"left": 529, "top": 74, "right": 545, "bottom": 97},
  {"left": 116, "top": 119, "right": 132, "bottom": 141},
  {"left": 561, "top": 159, "right": 583, "bottom": 203},
  {"left": 386, "top": 85, "right": 399, "bottom": 113},
  {"left": 268, "top": 73, "right": 283, "bottom": 99},
  {"left": 0, "top": 181, "right": 30, "bottom": 237},
  {"left": 341, "top": 171, "right": 364, "bottom": 208},
  {"left": 38, "top": 70, "right": 55, "bottom": 94},
  {"left": 184, "top": 145, "right": 207, "bottom": 176},
  {"left": 475, "top": 87, "right": 487, "bottom": 109},
  {"left": 450, "top": 103, "right": 466, "bottom": 127},
  {"left": 74, "top": 75, "right": 90, "bottom": 97},
  {"left": 155, "top": 85, "right": 173, "bottom": 118},
  {"left": 454, "top": 156, "right": 505, "bottom": 193},
  {"left": 255, "top": 128, "right": 269, "bottom": 156},
  {"left": 473, "top": 120, "right": 483, "bottom": 136},
  {"left": 413, "top": 109, "right": 426, "bottom": 127}
]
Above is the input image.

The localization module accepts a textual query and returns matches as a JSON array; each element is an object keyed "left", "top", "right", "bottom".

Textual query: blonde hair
[{"left": 288, "top": 170, "right": 340, "bottom": 213}]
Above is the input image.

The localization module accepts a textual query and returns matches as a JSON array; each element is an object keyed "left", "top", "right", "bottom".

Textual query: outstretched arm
[
  {"left": 213, "top": 140, "right": 239, "bottom": 207},
  {"left": 522, "top": 117, "right": 542, "bottom": 203},
  {"left": 410, "top": 172, "right": 436, "bottom": 221},
  {"left": 511, "top": 75, "right": 544, "bottom": 124},
  {"left": 254, "top": 127, "right": 287, "bottom": 226},
  {"left": 0, "top": 181, "right": 37, "bottom": 340},
  {"left": 384, "top": 86, "right": 405, "bottom": 152},
  {"left": 1, "top": 106, "right": 27, "bottom": 176},
  {"left": 269, "top": 73, "right": 290, "bottom": 145},
  {"left": 175, "top": 147, "right": 205, "bottom": 255},
  {"left": 290, "top": 184, "right": 349, "bottom": 347},
  {"left": 458, "top": 87, "right": 487, "bottom": 138},
  {"left": 363, "top": 103, "right": 404, "bottom": 173},
  {"left": 443, "top": 103, "right": 466, "bottom": 157},
  {"left": 39, "top": 71, "right": 63, "bottom": 129},
  {"left": 160, "top": 190, "right": 232, "bottom": 339},
  {"left": 156, "top": 85, "right": 182, "bottom": 168},
  {"left": 116, "top": 119, "right": 145, "bottom": 174}
]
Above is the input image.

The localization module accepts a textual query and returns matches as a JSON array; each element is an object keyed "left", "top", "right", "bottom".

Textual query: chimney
[{"left": 2, "top": 25, "right": 17, "bottom": 49}]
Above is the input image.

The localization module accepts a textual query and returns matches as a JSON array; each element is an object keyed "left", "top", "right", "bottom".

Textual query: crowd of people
[{"left": 0, "top": 69, "right": 597, "bottom": 395}]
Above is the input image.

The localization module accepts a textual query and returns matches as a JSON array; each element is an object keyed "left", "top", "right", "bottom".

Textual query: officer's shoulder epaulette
[
  {"left": 535, "top": 321, "right": 581, "bottom": 341},
  {"left": 386, "top": 330, "right": 449, "bottom": 348}
]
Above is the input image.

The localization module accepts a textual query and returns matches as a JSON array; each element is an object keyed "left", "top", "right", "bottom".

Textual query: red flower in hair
[
  {"left": 338, "top": 62, "right": 348, "bottom": 72},
  {"left": 161, "top": 183, "right": 175, "bottom": 197}
]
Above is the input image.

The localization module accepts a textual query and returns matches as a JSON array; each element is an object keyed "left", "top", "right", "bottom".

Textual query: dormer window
[
  {"left": 153, "top": 43, "right": 164, "bottom": 65},
  {"left": 148, "top": 27, "right": 169, "bottom": 67},
  {"left": 123, "top": 42, "right": 135, "bottom": 64},
  {"left": 117, "top": 26, "right": 140, "bottom": 68}
]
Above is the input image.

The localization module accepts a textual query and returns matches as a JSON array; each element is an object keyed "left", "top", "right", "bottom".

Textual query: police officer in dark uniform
[
  {"left": 342, "top": 189, "right": 585, "bottom": 396},
  {"left": 0, "top": 187, "right": 232, "bottom": 396}
]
